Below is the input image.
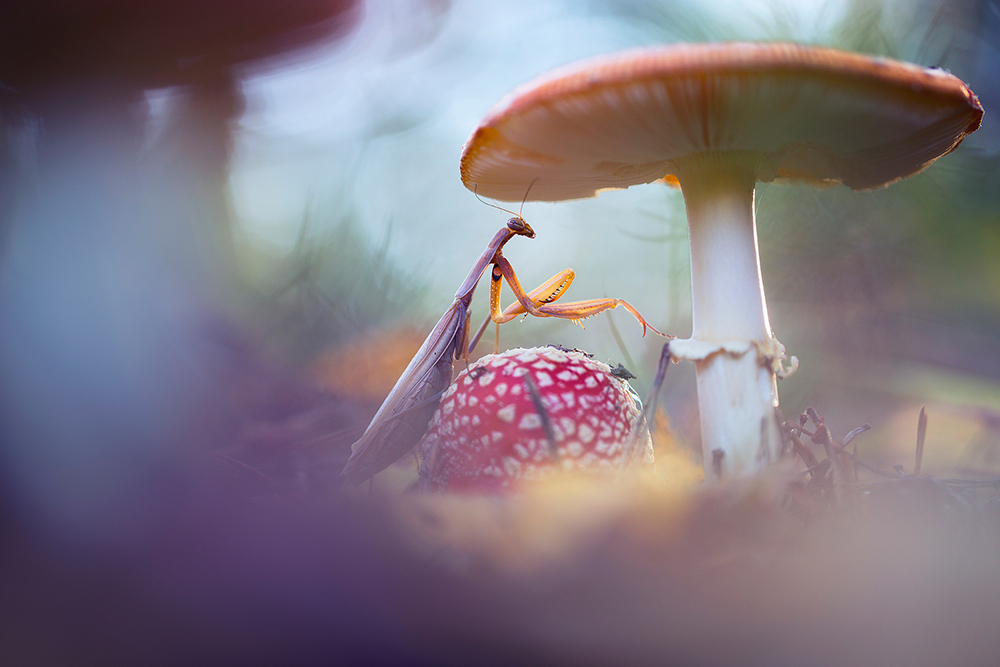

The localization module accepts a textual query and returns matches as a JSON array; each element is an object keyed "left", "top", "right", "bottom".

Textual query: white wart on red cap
[{"left": 418, "top": 347, "right": 652, "bottom": 492}]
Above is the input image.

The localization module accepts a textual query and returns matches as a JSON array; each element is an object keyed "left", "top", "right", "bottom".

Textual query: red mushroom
[{"left": 418, "top": 346, "right": 653, "bottom": 492}]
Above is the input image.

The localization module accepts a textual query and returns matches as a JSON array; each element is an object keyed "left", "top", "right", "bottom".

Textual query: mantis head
[{"left": 506, "top": 216, "right": 535, "bottom": 238}]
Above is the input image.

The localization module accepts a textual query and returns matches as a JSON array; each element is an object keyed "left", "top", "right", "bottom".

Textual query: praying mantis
[{"left": 340, "top": 212, "right": 663, "bottom": 485}]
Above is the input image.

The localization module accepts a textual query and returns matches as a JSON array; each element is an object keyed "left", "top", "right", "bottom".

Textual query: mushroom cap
[
  {"left": 461, "top": 42, "right": 984, "bottom": 201},
  {"left": 418, "top": 347, "right": 652, "bottom": 493},
  {"left": 0, "top": 0, "right": 360, "bottom": 92}
]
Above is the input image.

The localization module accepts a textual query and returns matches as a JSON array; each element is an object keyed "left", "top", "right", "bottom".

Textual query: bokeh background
[{"left": 0, "top": 0, "right": 998, "bottom": 663}]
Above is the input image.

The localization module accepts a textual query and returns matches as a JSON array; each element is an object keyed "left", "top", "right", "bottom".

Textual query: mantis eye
[{"left": 506, "top": 217, "right": 535, "bottom": 238}]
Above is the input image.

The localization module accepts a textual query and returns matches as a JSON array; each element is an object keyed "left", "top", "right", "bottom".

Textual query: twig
[
  {"left": 787, "top": 424, "right": 817, "bottom": 439},
  {"left": 815, "top": 422, "right": 844, "bottom": 505},
  {"left": 840, "top": 424, "right": 872, "bottom": 450},
  {"left": 417, "top": 439, "right": 442, "bottom": 491},
  {"left": 915, "top": 406, "right": 928, "bottom": 477},
  {"left": 838, "top": 449, "right": 900, "bottom": 479},
  {"left": 210, "top": 453, "right": 312, "bottom": 506},
  {"left": 523, "top": 374, "right": 559, "bottom": 462},
  {"left": 623, "top": 342, "right": 671, "bottom": 467},
  {"left": 712, "top": 449, "right": 725, "bottom": 480},
  {"left": 605, "top": 311, "right": 637, "bottom": 375},
  {"left": 801, "top": 408, "right": 844, "bottom": 504},
  {"left": 788, "top": 429, "right": 820, "bottom": 474},
  {"left": 937, "top": 478, "right": 1000, "bottom": 488}
]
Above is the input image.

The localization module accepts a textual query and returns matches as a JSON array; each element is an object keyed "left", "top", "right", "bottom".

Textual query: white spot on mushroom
[
  {"left": 557, "top": 370, "right": 575, "bottom": 382},
  {"left": 533, "top": 360, "right": 556, "bottom": 370},
  {"left": 588, "top": 415, "right": 600, "bottom": 427},
  {"left": 471, "top": 415, "right": 481, "bottom": 426},
  {"left": 441, "top": 400, "right": 455, "bottom": 415},
  {"left": 460, "top": 415, "right": 470, "bottom": 426},
  {"left": 517, "top": 351, "right": 539, "bottom": 363},
  {"left": 485, "top": 395, "right": 497, "bottom": 405},
  {"left": 478, "top": 372, "right": 495, "bottom": 387},
  {"left": 495, "top": 383, "right": 508, "bottom": 397},
  {"left": 561, "top": 392, "right": 575, "bottom": 407},
  {"left": 491, "top": 431, "right": 504, "bottom": 443},
  {"left": 584, "top": 376, "right": 598, "bottom": 388},
  {"left": 513, "top": 443, "right": 530, "bottom": 460},
  {"left": 497, "top": 405, "right": 516, "bottom": 423},
  {"left": 535, "top": 371, "right": 553, "bottom": 387},
  {"left": 566, "top": 442, "right": 584, "bottom": 458},
  {"left": 457, "top": 393, "right": 467, "bottom": 408},
  {"left": 559, "top": 417, "right": 576, "bottom": 436},
  {"left": 511, "top": 384, "right": 522, "bottom": 395},
  {"left": 468, "top": 396, "right": 479, "bottom": 407},
  {"left": 578, "top": 424, "right": 595, "bottom": 443},
  {"left": 519, "top": 413, "right": 542, "bottom": 430},
  {"left": 503, "top": 457, "right": 521, "bottom": 475}
]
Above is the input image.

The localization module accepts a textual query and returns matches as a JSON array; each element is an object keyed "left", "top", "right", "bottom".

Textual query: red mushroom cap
[
  {"left": 418, "top": 347, "right": 653, "bottom": 493},
  {"left": 461, "top": 42, "right": 983, "bottom": 200}
]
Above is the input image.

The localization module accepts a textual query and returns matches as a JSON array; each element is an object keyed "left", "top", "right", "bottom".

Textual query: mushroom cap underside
[
  {"left": 461, "top": 42, "right": 983, "bottom": 201},
  {"left": 0, "top": 0, "right": 359, "bottom": 91}
]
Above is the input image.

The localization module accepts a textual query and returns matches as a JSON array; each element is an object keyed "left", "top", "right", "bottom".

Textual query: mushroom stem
[{"left": 673, "top": 152, "right": 782, "bottom": 478}]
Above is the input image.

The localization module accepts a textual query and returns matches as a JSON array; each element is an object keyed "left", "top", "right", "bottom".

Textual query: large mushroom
[{"left": 460, "top": 43, "right": 983, "bottom": 479}]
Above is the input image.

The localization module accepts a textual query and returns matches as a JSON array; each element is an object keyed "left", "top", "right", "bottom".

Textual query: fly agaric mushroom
[
  {"left": 418, "top": 347, "right": 652, "bottom": 492},
  {"left": 460, "top": 43, "right": 983, "bottom": 479}
]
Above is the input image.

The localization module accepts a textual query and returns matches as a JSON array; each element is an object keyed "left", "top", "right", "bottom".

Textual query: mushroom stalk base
[{"left": 674, "top": 153, "right": 783, "bottom": 479}]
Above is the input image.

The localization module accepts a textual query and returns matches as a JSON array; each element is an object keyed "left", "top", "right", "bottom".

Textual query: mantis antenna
[{"left": 473, "top": 178, "right": 539, "bottom": 220}]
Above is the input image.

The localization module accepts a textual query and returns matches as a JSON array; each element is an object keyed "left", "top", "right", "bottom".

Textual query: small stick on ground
[
  {"left": 839, "top": 424, "right": 870, "bottom": 483},
  {"left": 605, "top": 310, "right": 637, "bottom": 374},
  {"left": 623, "top": 342, "right": 671, "bottom": 467},
  {"left": 418, "top": 439, "right": 442, "bottom": 491},
  {"left": 788, "top": 429, "right": 820, "bottom": 475},
  {"left": 840, "top": 425, "right": 872, "bottom": 451},
  {"left": 712, "top": 448, "right": 725, "bottom": 480},
  {"left": 806, "top": 408, "right": 843, "bottom": 505},
  {"left": 839, "top": 449, "right": 901, "bottom": 479},
  {"left": 915, "top": 405, "right": 928, "bottom": 477}
]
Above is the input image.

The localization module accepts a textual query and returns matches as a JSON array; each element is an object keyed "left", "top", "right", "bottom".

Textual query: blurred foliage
[
  {"left": 313, "top": 326, "right": 426, "bottom": 402},
  {"left": 244, "top": 206, "right": 428, "bottom": 365}
]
